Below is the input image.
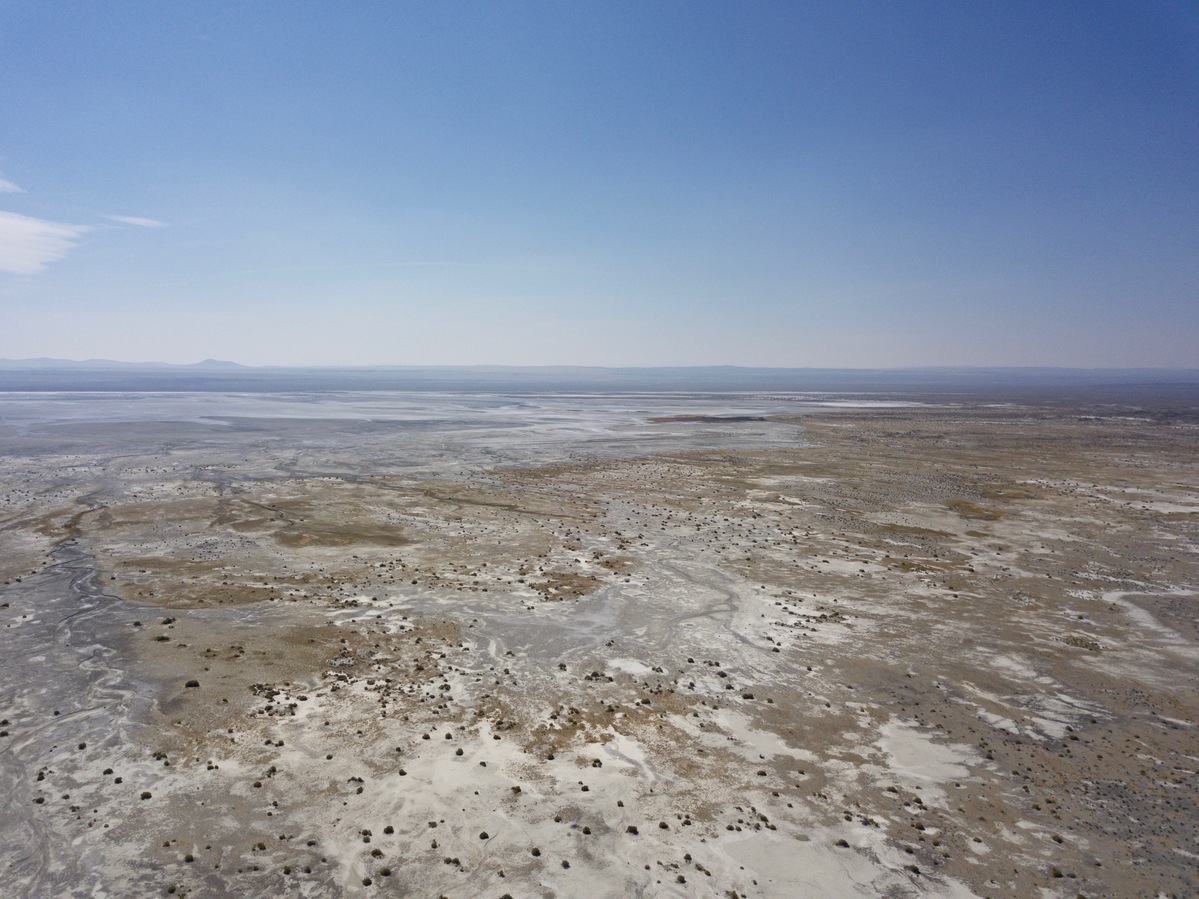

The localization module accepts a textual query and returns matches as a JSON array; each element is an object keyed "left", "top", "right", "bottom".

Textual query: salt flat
[{"left": 0, "top": 390, "right": 1196, "bottom": 898}]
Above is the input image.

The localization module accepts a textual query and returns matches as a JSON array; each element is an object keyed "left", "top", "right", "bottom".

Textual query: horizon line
[{"left": 3, "top": 358, "right": 1199, "bottom": 373}]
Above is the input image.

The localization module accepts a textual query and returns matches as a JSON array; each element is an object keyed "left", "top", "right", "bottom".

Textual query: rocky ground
[{"left": 0, "top": 392, "right": 1196, "bottom": 898}]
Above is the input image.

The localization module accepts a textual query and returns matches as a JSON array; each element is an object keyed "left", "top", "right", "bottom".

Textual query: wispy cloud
[
  {"left": 0, "top": 178, "right": 23, "bottom": 194},
  {"left": 0, "top": 210, "right": 91, "bottom": 274},
  {"left": 106, "top": 214, "right": 167, "bottom": 228}
]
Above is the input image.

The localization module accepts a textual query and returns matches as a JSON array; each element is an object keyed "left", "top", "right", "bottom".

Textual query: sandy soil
[{"left": 0, "top": 392, "right": 1196, "bottom": 898}]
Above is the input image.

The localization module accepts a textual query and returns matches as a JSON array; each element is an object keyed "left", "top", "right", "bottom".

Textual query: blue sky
[{"left": 1, "top": 1, "right": 1196, "bottom": 367}]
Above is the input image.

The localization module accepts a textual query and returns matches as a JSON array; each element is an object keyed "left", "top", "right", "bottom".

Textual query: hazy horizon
[
  {"left": 3, "top": 357, "right": 1198, "bottom": 405},
  {"left": 4, "top": 356, "right": 1199, "bottom": 373}
]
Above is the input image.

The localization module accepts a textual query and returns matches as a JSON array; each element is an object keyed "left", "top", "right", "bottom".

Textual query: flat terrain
[{"left": 1, "top": 391, "right": 1196, "bottom": 898}]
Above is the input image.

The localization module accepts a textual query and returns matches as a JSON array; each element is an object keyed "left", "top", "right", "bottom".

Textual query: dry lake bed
[{"left": 1, "top": 388, "right": 1196, "bottom": 898}]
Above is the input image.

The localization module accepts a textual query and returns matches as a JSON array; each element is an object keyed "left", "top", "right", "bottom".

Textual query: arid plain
[{"left": 1, "top": 389, "right": 1196, "bottom": 898}]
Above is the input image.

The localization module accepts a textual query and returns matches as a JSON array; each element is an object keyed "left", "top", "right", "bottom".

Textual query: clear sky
[{"left": 1, "top": 1, "right": 1196, "bottom": 367}]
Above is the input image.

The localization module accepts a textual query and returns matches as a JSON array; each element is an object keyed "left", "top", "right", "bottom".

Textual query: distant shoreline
[{"left": 0, "top": 362, "right": 1197, "bottom": 401}]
